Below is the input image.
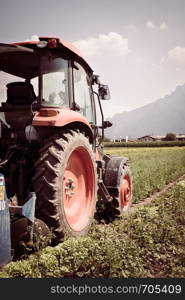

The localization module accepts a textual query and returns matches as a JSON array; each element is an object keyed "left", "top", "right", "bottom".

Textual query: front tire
[
  {"left": 33, "top": 130, "right": 97, "bottom": 242},
  {"left": 96, "top": 164, "right": 132, "bottom": 223},
  {"left": 115, "top": 165, "right": 132, "bottom": 214}
]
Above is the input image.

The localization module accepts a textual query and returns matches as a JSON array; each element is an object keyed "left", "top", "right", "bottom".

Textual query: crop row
[
  {"left": 105, "top": 146, "right": 185, "bottom": 203},
  {"left": 104, "top": 141, "right": 185, "bottom": 147},
  {"left": 0, "top": 146, "right": 185, "bottom": 278},
  {"left": 1, "top": 179, "right": 185, "bottom": 278}
]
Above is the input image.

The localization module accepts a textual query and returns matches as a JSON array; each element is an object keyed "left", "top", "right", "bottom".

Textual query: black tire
[
  {"left": 96, "top": 165, "right": 132, "bottom": 223},
  {"left": 111, "top": 165, "right": 132, "bottom": 215},
  {"left": 33, "top": 130, "right": 97, "bottom": 242}
]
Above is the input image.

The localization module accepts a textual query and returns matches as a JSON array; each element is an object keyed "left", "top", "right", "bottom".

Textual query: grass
[
  {"left": 104, "top": 140, "right": 185, "bottom": 147},
  {"left": 1, "top": 179, "right": 185, "bottom": 278},
  {"left": 0, "top": 146, "right": 185, "bottom": 278},
  {"left": 104, "top": 146, "right": 185, "bottom": 203}
]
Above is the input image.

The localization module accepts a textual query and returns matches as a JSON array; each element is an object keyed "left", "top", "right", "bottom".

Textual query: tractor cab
[{"left": 0, "top": 38, "right": 110, "bottom": 133}]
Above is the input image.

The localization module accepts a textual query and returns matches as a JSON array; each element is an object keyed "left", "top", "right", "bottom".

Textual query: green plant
[
  {"left": 1, "top": 148, "right": 185, "bottom": 278},
  {"left": 105, "top": 146, "right": 185, "bottom": 203}
]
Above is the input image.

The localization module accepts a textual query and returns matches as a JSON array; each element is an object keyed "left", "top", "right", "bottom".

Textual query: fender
[
  {"left": 103, "top": 156, "right": 128, "bottom": 188},
  {"left": 32, "top": 108, "right": 93, "bottom": 141}
]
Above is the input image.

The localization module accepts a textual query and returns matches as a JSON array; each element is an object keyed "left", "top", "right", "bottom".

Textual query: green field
[
  {"left": 1, "top": 180, "right": 185, "bottom": 278},
  {"left": 0, "top": 146, "right": 185, "bottom": 278},
  {"left": 104, "top": 146, "right": 185, "bottom": 203}
]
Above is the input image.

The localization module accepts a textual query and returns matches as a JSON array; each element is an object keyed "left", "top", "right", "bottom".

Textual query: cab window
[
  {"left": 73, "top": 63, "right": 94, "bottom": 123},
  {"left": 41, "top": 56, "right": 69, "bottom": 107}
]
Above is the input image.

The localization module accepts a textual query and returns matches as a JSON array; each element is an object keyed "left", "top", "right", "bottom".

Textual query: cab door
[{"left": 72, "top": 62, "right": 96, "bottom": 126}]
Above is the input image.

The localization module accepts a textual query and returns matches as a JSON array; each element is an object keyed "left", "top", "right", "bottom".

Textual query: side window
[
  {"left": 0, "top": 72, "right": 25, "bottom": 104},
  {"left": 73, "top": 63, "right": 94, "bottom": 123}
]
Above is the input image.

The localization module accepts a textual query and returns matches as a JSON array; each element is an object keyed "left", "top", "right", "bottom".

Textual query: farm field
[
  {"left": 104, "top": 146, "right": 185, "bottom": 203},
  {"left": 0, "top": 146, "right": 185, "bottom": 278}
]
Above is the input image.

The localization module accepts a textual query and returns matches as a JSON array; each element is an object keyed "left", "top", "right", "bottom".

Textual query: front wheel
[
  {"left": 96, "top": 164, "right": 132, "bottom": 223},
  {"left": 117, "top": 165, "right": 132, "bottom": 214},
  {"left": 33, "top": 130, "right": 97, "bottom": 242}
]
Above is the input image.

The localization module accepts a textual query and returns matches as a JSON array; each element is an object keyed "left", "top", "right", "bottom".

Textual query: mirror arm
[
  {"left": 38, "top": 53, "right": 43, "bottom": 108},
  {"left": 93, "top": 91, "right": 104, "bottom": 143}
]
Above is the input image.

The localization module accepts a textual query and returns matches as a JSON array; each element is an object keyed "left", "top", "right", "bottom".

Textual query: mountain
[{"left": 105, "top": 84, "right": 185, "bottom": 139}]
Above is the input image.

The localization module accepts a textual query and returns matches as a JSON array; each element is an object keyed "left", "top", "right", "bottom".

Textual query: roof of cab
[{"left": 14, "top": 37, "right": 93, "bottom": 73}]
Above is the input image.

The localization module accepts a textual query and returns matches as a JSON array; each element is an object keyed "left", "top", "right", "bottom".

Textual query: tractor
[{"left": 0, "top": 37, "right": 132, "bottom": 265}]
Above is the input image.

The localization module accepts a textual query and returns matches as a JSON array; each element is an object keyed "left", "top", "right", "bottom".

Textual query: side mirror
[
  {"left": 103, "top": 120, "right": 112, "bottom": 128},
  {"left": 98, "top": 84, "right": 111, "bottom": 100}
]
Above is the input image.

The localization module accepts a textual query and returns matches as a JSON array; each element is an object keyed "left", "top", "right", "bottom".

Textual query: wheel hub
[
  {"left": 62, "top": 146, "right": 95, "bottom": 232},
  {"left": 64, "top": 177, "right": 75, "bottom": 198}
]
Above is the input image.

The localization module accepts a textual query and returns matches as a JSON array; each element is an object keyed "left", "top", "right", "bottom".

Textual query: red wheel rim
[
  {"left": 62, "top": 147, "right": 95, "bottom": 231},
  {"left": 119, "top": 174, "right": 131, "bottom": 212}
]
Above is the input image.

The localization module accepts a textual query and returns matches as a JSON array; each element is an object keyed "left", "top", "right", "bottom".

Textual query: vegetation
[
  {"left": 0, "top": 181, "right": 184, "bottom": 278},
  {"left": 104, "top": 140, "right": 185, "bottom": 147},
  {"left": 0, "top": 146, "right": 185, "bottom": 278},
  {"left": 105, "top": 146, "right": 185, "bottom": 203},
  {"left": 165, "top": 132, "right": 176, "bottom": 141}
]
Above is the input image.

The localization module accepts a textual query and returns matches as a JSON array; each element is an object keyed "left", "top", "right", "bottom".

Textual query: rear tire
[{"left": 33, "top": 130, "right": 97, "bottom": 242}]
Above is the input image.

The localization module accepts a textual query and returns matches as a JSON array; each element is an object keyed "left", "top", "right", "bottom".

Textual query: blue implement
[
  {"left": 0, "top": 172, "right": 36, "bottom": 266},
  {"left": 0, "top": 173, "right": 11, "bottom": 267}
]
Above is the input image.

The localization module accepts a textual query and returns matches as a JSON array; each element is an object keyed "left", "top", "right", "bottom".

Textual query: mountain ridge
[{"left": 105, "top": 84, "right": 185, "bottom": 139}]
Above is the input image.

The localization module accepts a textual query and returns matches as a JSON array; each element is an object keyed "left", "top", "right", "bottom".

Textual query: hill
[{"left": 105, "top": 84, "right": 185, "bottom": 139}]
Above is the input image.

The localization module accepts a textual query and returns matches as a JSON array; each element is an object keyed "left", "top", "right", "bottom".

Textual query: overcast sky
[{"left": 1, "top": 0, "right": 185, "bottom": 117}]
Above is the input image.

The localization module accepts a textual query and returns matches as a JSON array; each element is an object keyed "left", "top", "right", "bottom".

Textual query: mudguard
[
  {"left": 0, "top": 174, "right": 11, "bottom": 267},
  {"left": 103, "top": 156, "right": 128, "bottom": 188},
  {"left": 32, "top": 108, "right": 94, "bottom": 143},
  {"left": 33, "top": 108, "right": 91, "bottom": 128}
]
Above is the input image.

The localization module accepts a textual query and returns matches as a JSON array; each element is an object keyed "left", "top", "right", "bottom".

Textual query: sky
[{"left": 1, "top": 0, "right": 185, "bottom": 118}]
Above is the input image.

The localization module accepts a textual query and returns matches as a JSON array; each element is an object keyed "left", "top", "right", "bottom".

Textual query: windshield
[{"left": 41, "top": 56, "right": 69, "bottom": 108}]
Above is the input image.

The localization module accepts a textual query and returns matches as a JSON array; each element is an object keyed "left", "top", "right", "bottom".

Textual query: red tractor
[{"left": 0, "top": 37, "right": 132, "bottom": 264}]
